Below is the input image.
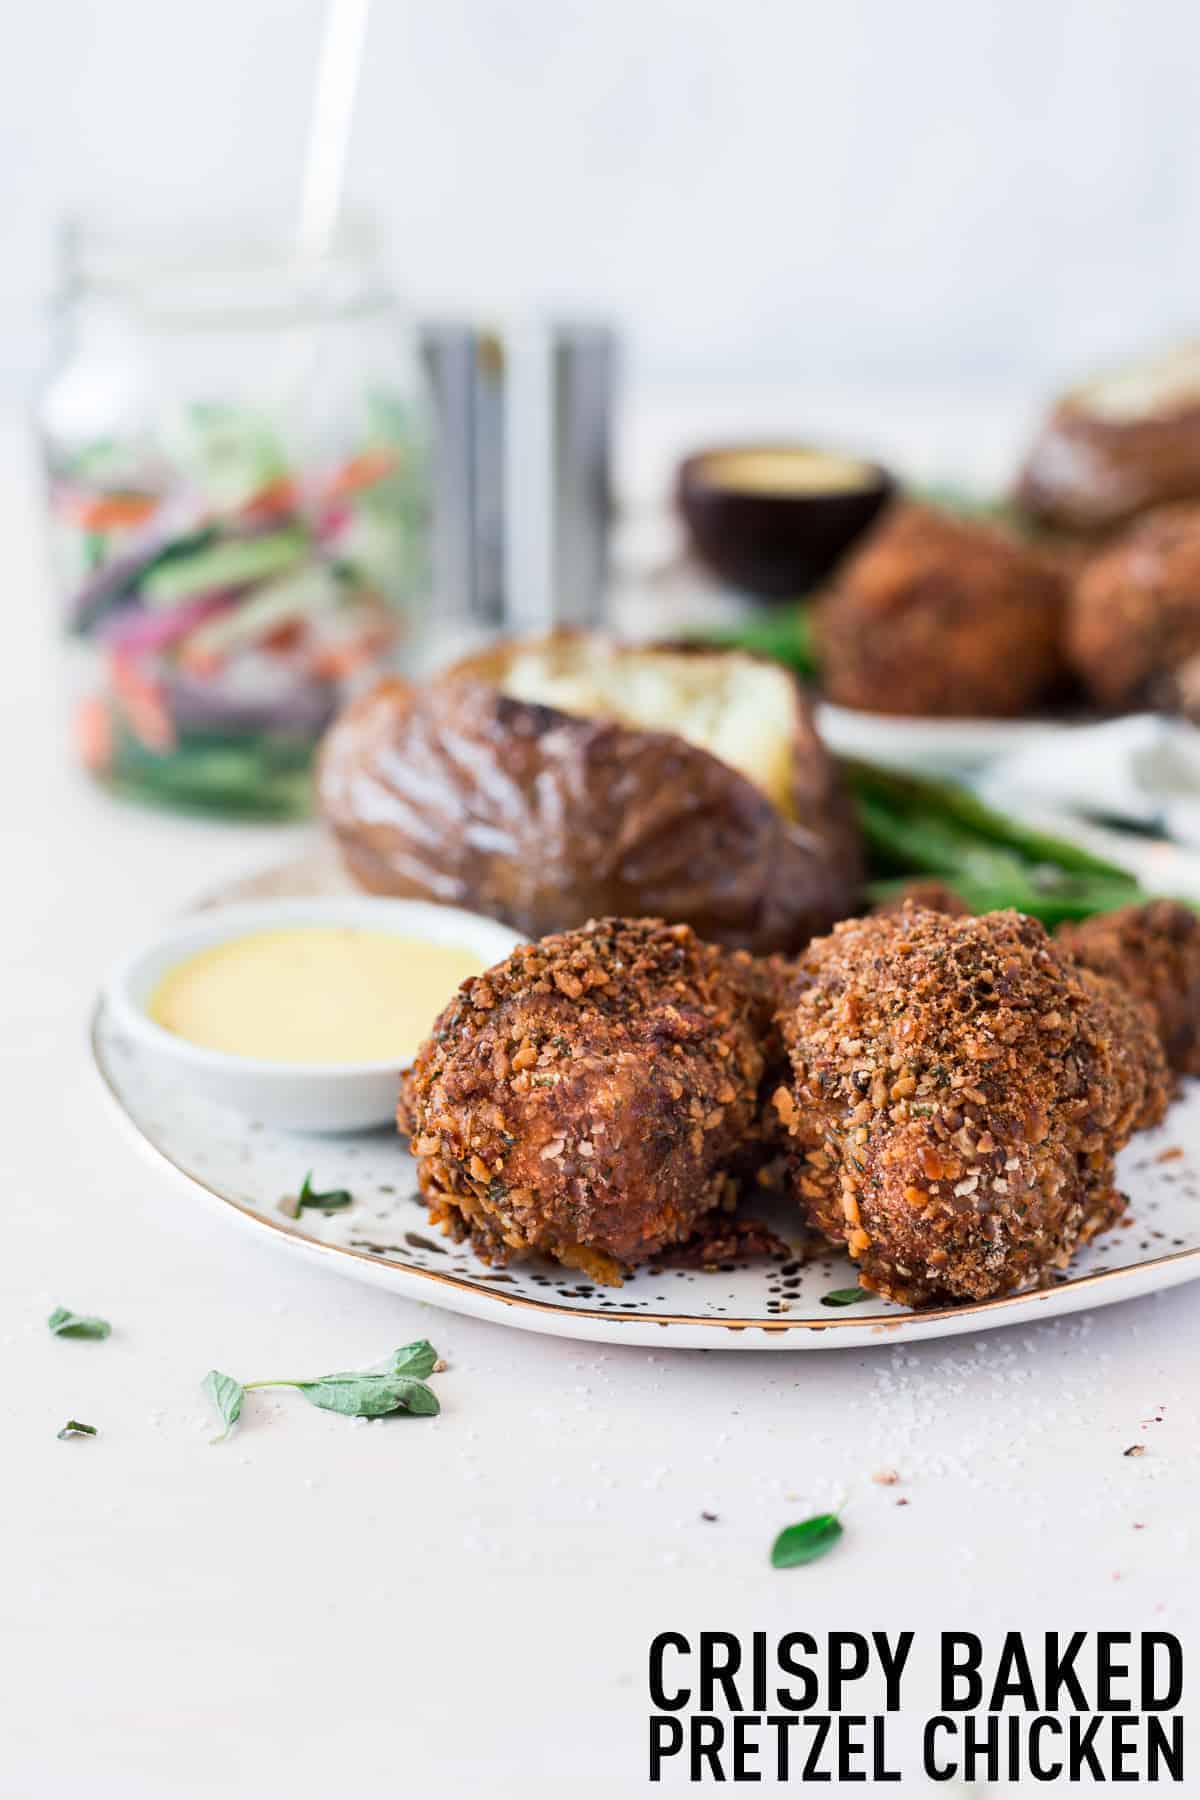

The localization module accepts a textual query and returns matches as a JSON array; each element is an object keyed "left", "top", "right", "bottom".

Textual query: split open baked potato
[
  {"left": 1016, "top": 341, "right": 1200, "bottom": 534},
  {"left": 318, "top": 635, "right": 861, "bottom": 954}
]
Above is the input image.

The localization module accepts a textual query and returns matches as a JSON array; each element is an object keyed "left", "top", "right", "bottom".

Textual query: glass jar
[{"left": 38, "top": 224, "right": 429, "bottom": 817}]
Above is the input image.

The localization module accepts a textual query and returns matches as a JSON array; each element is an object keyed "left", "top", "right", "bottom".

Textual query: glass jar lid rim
[{"left": 60, "top": 218, "right": 395, "bottom": 326}]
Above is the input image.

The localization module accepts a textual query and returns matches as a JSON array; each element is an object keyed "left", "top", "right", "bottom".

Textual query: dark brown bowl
[{"left": 677, "top": 444, "right": 894, "bottom": 601}]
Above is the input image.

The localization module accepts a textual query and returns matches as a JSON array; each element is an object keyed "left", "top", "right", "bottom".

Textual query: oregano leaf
[
  {"left": 771, "top": 1513, "right": 843, "bottom": 1569},
  {"left": 48, "top": 1306, "right": 111, "bottom": 1340},
  {"left": 203, "top": 1369, "right": 245, "bottom": 1444}
]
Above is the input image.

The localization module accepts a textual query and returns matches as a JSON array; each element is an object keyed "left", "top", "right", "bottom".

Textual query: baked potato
[
  {"left": 1016, "top": 341, "right": 1200, "bottom": 535},
  {"left": 317, "top": 635, "right": 861, "bottom": 954}
]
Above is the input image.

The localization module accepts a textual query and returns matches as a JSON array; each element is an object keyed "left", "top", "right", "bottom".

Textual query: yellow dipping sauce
[
  {"left": 148, "top": 926, "right": 485, "bottom": 1064},
  {"left": 701, "top": 447, "right": 877, "bottom": 495}
]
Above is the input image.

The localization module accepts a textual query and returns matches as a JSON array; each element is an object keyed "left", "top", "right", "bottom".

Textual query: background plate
[
  {"left": 816, "top": 701, "right": 1074, "bottom": 774},
  {"left": 92, "top": 844, "right": 1200, "bottom": 1349}
]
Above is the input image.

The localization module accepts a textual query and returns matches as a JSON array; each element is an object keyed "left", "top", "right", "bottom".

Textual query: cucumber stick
[
  {"left": 179, "top": 564, "right": 342, "bottom": 663},
  {"left": 140, "top": 528, "right": 309, "bottom": 607}
]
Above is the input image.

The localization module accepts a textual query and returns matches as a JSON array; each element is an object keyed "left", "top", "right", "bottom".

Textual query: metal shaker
[
  {"left": 420, "top": 324, "right": 505, "bottom": 636},
  {"left": 423, "top": 319, "right": 616, "bottom": 642}
]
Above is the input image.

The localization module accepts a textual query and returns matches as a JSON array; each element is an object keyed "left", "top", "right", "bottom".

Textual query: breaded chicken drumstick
[
  {"left": 402, "top": 918, "right": 778, "bottom": 1285},
  {"left": 774, "top": 907, "right": 1168, "bottom": 1307}
]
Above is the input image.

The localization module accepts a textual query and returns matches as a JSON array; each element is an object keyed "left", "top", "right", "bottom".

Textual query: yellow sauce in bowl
[
  {"left": 148, "top": 926, "right": 484, "bottom": 1065},
  {"left": 698, "top": 447, "right": 878, "bottom": 496}
]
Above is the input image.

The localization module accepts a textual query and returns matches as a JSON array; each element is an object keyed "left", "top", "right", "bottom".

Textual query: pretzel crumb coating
[
  {"left": 1066, "top": 503, "right": 1200, "bottom": 710},
  {"left": 774, "top": 907, "right": 1169, "bottom": 1307},
  {"left": 871, "top": 879, "right": 970, "bottom": 918},
  {"left": 403, "top": 918, "right": 774, "bottom": 1284},
  {"left": 1059, "top": 900, "right": 1200, "bottom": 1075},
  {"left": 817, "top": 505, "right": 1066, "bottom": 719}
]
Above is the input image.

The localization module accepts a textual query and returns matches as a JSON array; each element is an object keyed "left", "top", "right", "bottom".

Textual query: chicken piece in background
[
  {"left": 817, "top": 505, "right": 1066, "bottom": 719},
  {"left": 1059, "top": 900, "right": 1200, "bottom": 1076}
]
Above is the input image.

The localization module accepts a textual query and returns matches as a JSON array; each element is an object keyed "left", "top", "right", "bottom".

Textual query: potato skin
[
  {"left": 403, "top": 917, "right": 774, "bottom": 1280},
  {"left": 1066, "top": 503, "right": 1200, "bottom": 709},
  {"left": 317, "top": 659, "right": 859, "bottom": 955},
  {"left": 774, "top": 908, "right": 1168, "bottom": 1307},
  {"left": 1017, "top": 394, "right": 1200, "bottom": 535},
  {"left": 817, "top": 505, "right": 1065, "bottom": 718}
]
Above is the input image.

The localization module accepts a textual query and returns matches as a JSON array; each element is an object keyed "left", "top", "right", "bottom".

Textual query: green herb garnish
[
  {"left": 204, "top": 1340, "right": 441, "bottom": 1443},
  {"left": 57, "top": 1420, "right": 98, "bottom": 1439},
  {"left": 389, "top": 1339, "right": 439, "bottom": 1379},
  {"left": 260, "top": 1370, "right": 440, "bottom": 1419},
  {"left": 771, "top": 1513, "right": 843, "bottom": 1569},
  {"left": 297, "top": 1172, "right": 354, "bottom": 1212},
  {"left": 821, "top": 1287, "right": 868, "bottom": 1307},
  {"left": 47, "top": 1307, "right": 111, "bottom": 1340},
  {"left": 203, "top": 1370, "right": 245, "bottom": 1443}
]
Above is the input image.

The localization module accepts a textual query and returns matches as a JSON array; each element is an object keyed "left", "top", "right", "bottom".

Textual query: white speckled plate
[{"left": 91, "top": 845, "right": 1200, "bottom": 1349}]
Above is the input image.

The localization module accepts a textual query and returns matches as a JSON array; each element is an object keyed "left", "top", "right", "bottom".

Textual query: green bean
[
  {"left": 842, "top": 760, "right": 1136, "bottom": 883},
  {"left": 704, "top": 604, "right": 820, "bottom": 679}
]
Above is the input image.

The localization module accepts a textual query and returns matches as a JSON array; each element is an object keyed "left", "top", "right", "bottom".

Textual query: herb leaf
[
  {"left": 390, "top": 1339, "right": 439, "bottom": 1380},
  {"left": 770, "top": 1513, "right": 843, "bottom": 1569},
  {"left": 821, "top": 1287, "right": 868, "bottom": 1308},
  {"left": 297, "top": 1172, "right": 354, "bottom": 1213},
  {"left": 203, "top": 1370, "right": 245, "bottom": 1443},
  {"left": 57, "top": 1419, "right": 98, "bottom": 1439},
  {"left": 47, "top": 1306, "right": 111, "bottom": 1340},
  {"left": 294, "top": 1372, "right": 440, "bottom": 1419},
  {"left": 218, "top": 1345, "right": 443, "bottom": 1434}
]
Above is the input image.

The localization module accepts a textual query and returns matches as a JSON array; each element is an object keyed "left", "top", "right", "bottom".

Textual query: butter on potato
[{"left": 500, "top": 640, "right": 800, "bottom": 821}]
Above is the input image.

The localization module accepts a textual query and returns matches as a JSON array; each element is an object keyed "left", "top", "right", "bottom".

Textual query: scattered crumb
[
  {"left": 872, "top": 1468, "right": 900, "bottom": 1486},
  {"left": 1156, "top": 1147, "right": 1185, "bottom": 1164},
  {"left": 701, "top": 1511, "right": 719, "bottom": 1523},
  {"left": 661, "top": 1216, "right": 790, "bottom": 1269},
  {"left": 1134, "top": 1522, "right": 1146, "bottom": 1530},
  {"left": 1124, "top": 1444, "right": 1146, "bottom": 1458},
  {"left": 895, "top": 1498, "right": 910, "bottom": 1507},
  {"left": 433, "top": 1359, "right": 448, "bottom": 1374}
]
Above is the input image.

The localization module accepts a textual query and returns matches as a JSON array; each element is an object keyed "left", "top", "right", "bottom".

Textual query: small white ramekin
[{"left": 102, "top": 896, "right": 524, "bottom": 1133}]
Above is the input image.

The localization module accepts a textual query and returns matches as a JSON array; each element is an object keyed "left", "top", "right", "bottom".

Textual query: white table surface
[{"left": 4, "top": 408, "right": 1198, "bottom": 1799}]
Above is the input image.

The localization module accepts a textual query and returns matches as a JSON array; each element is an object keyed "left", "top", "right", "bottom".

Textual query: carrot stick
[{"left": 74, "top": 696, "right": 114, "bottom": 773}]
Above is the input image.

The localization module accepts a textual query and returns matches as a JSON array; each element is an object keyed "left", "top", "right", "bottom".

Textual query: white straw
[{"left": 298, "top": 0, "right": 372, "bottom": 261}]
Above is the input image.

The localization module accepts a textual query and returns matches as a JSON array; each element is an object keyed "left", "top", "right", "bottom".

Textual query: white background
[{"left": 4, "top": 0, "right": 1200, "bottom": 400}]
